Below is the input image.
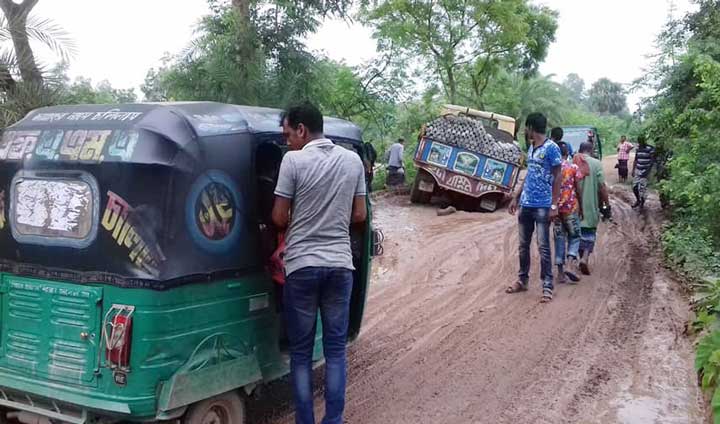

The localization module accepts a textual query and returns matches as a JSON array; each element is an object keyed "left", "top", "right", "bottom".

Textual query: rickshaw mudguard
[{"left": 157, "top": 332, "right": 262, "bottom": 412}]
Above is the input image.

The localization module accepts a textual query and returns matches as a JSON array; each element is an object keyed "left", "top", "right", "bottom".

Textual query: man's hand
[
  {"left": 509, "top": 197, "right": 519, "bottom": 215},
  {"left": 549, "top": 207, "right": 559, "bottom": 221}
]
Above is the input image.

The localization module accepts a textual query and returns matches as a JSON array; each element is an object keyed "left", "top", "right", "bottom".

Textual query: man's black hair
[
  {"left": 550, "top": 127, "right": 563, "bottom": 141},
  {"left": 557, "top": 141, "right": 570, "bottom": 157},
  {"left": 525, "top": 113, "right": 547, "bottom": 135},
  {"left": 579, "top": 141, "right": 594, "bottom": 154},
  {"left": 280, "top": 101, "right": 324, "bottom": 134},
  {"left": 398, "top": 138, "right": 405, "bottom": 143}
]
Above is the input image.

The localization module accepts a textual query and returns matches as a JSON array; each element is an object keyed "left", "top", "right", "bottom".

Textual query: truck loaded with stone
[{"left": 410, "top": 105, "right": 524, "bottom": 212}]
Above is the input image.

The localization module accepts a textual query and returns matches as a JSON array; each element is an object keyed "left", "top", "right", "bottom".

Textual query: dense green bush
[{"left": 644, "top": 3, "right": 720, "bottom": 420}]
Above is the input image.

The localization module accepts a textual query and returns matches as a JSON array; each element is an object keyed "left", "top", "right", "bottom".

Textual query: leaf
[
  {"left": 713, "top": 387, "right": 720, "bottom": 424},
  {"left": 697, "top": 331, "right": 720, "bottom": 372}
]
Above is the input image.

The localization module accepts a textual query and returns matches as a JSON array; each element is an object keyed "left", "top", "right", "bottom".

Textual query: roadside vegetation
[
  {"left": 2, "top": 0, "right": 719, "bottom": 416},
  {"left": 637, "top": 2, "right": 720, "bottom": 421}
]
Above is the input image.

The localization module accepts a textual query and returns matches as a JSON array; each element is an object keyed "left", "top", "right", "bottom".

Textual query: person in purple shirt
[{"left": 507, "top": 113, "right": 562, "bottom": 303}]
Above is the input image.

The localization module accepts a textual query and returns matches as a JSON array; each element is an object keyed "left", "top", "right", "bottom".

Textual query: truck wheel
[
  {"left": 182, "top": 391, "right": 245, "bottom": 424},
  {"left": 410, "top": 171, "right": 433, "bottom": 204}
]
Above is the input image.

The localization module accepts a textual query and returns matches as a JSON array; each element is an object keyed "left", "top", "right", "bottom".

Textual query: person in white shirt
[{"left": 385, "top": 138, "right": 405, "bottom": 186}]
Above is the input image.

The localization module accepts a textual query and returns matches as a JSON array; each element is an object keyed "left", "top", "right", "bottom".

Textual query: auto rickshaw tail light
[{"left": 103, "top": 305, "right": 135, "bottom": 370}]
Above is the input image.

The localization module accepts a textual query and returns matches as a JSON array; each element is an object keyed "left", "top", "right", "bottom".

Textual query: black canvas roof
[{"left": 10, "top": 102, "right": 363, "bottom": 141}]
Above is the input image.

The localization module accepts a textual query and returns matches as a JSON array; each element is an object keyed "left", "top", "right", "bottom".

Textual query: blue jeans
[
  {"left": 284, "top": 267, "right": 353, "bottom": 424},
  {"left": 518, "top": 207, "right": 553, "bottom": 289},
  {"left": 554, "top": 212, "right": 581, "bottom": 265}
]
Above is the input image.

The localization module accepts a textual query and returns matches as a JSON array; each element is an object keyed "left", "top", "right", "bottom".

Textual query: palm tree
[
  {"left": 484, "top": 72, "right": 570, "bottom": 138},
  {"left": 0, "top": 0, "right": 75, "bottom": 126}
]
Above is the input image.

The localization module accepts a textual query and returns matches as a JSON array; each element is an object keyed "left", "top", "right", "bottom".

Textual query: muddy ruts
[{"left": 424, "top": 115, "right": 522, "bottom": 164}]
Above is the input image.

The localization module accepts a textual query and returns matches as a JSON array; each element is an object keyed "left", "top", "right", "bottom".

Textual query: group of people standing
[
  {"left": 506, "top": 113, "right": 610, "bottom": 303},
  {"left": 616, "top": 134, "right": 657, "bottom": 209}
]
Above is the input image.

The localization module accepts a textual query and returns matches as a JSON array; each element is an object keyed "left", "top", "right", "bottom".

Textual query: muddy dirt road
[{"left": 250, "top": 156, "right": 706, "bottom": 423}]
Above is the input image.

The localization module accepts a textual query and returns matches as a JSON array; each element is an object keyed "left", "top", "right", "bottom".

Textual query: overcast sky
[{"left": 34, "top": 0, "right": 693, "bottom": 106}]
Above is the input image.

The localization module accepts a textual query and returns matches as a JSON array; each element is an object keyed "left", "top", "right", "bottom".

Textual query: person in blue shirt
[{"left": 508, "top": 113, "right": 563, "bottom": 303}]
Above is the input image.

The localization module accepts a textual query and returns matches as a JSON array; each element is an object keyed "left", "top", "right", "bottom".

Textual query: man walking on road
[
  {"left": 386, "top": 138, "right": 406, "bottom": 187},
  {"left": 617, "top": 135, "right": 634, "bottom": 183},
  {"left": 554, "top": 141, "right": 583, "bottom": 284},
  {"left": 632, "top": 135, "right": 656, "bottom": 209},
  {"left": 575, "top": 142, "right": 610, "bottom": 275},
  {"left": 273, "top": 102, "right": 367, "bottom": 424},
  {"left": 507, "top": 113, "right": 562, "bottom": 303}
]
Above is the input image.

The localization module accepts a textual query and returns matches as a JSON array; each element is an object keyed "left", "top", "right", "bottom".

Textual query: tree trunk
[
  {"left": 232, "top": 0, "right": 250, "bottom": 22},
  {"left": 0, "top": 0, "right": 42, "bottom": 85},
  {"left": 446, "top": 66, "right": 457, "bottom": 104}
]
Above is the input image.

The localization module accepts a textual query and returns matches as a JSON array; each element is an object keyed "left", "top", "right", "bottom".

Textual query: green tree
[
  {"left": 360, "top": 0, "right": 557, "bottom": 104},
  {"left": 61, "top": 77, "right": 137, "bottom": 104},
  {"left": 145, "top": 0, "right": 356, "bottom": 106},
  {"left": 562, "top": 73, "right": 585, "bottom": 105},
  {"left": 482, "top": 72, "right": 569, "bottom": 138},
  {"left": 0, "top": 0, "right": 75, "bottom": 126},
  {"left": 587, "top": 78, "right": 628, "bottom": 116}
]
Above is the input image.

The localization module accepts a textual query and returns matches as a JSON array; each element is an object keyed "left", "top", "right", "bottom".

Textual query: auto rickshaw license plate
[{"left": 419, "top": 181, "right": 434, "bottom": 192}]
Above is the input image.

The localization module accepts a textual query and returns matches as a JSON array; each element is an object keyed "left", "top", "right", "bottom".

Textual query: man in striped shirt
[{"left": 631, "top": 135, "right": 656, "bottom": 209}]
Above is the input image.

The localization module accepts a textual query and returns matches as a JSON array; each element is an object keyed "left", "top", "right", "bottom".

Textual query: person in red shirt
[{"left": 554, "top": 142, "right": 584, "bottom": 284}]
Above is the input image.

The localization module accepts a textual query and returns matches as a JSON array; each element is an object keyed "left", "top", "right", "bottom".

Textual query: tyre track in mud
[{"left": 250, "top": 157, "right": 705, "bottom": 423}]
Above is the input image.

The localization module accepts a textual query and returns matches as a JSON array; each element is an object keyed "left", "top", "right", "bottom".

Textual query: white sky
[{"left": 34, "top": 0, "right": 693, "bottom": 106}]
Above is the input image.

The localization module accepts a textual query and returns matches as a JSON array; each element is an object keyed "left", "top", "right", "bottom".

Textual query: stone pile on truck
[{"left": 410, "top": 105, "right": 524, "bottom": 212}]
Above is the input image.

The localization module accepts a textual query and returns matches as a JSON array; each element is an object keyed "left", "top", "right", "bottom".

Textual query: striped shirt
[{"left": 634, "top": 145, "right": 655, "bottom": 178}]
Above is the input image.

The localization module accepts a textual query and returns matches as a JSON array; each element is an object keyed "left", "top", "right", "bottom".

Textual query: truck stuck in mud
[{"left": 410, "top": 105, "right": 524, "bottom": 212}]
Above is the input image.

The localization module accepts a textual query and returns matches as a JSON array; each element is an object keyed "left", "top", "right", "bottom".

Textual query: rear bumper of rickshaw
[{"left": 0, "top": 369, "right": 157, "bottom": 423}]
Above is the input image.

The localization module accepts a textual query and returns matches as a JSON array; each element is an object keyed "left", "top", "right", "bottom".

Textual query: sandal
[
  {"left": 506, "top": 281, "right": 528, "bottom": 294},
  {"left": 579, "top": 260, "right": 590, "bottom": 276},
  {"left": 540, "top": 287, "right": 553, "bottom": 303},
  {"left": 565, "top": 271, "right": 580, "bottom": 284}
]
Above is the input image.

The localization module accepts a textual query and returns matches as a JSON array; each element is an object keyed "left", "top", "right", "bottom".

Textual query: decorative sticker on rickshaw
[
  {"left": 35, "top": 129, "right": 64, "bottom": 160},
  {"left": 106, "top": 130, "right": 140, "bottom": 162},
  {"left": 186, "top": 170, "right": 242, "bottom": 254},
  {"left": 30, "top": 109, "right": 144, "bottom": 123},
  {"left": 0, "top": 129, "right": 139, "bottom": 163},
  {"left": 0, "top": 130, "right": 40, "bottom": 160},
  {"left": 101, "top": 191, "right": 166, "bottom": 277}
]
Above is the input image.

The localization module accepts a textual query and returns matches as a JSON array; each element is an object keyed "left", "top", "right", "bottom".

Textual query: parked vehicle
[
  {"left": 0, "top": 103, "right": 381, "bottom": 424},
  {"left": 560, "top": 125, "right": 603, "bottom": 159},
  {"left": 410, "top": 105, "right": 523, "bottom": 212}
]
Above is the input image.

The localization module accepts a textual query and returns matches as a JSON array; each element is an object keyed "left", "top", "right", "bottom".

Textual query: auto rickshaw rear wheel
[{"left": 182, "top": 391, "right": 245, "bottom": 424}]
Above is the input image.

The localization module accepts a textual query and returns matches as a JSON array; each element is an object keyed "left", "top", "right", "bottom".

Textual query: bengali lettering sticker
[
  {"left": 186, "top": 170, "right": 242, "bottom": 254},
  {"left": 101, "top": 191, "right": 164, "bottom": 277}
]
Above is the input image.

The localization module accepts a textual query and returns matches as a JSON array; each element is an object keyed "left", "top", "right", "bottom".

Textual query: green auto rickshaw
[{"left": 0, "top": 102, "right": 379, "bottom": 423}]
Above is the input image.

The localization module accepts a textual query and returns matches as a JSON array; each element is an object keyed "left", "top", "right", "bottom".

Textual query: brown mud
[{"left": 249, "top": 156, "right": 706, "bottom": 424}]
